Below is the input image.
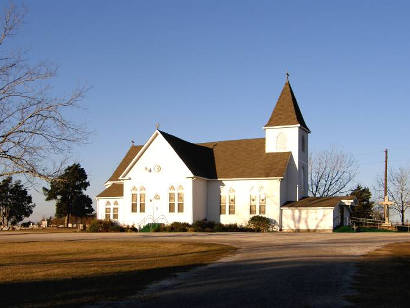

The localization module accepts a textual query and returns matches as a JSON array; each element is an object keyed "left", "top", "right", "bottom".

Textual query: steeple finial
[
  {"left": 131, "top": 140, "right": 135, "bottom": 145},
  {"left": 286, "top": 72, "right": 290, "bottom": 82},
  {"left": 155, "top": 122, "right": 160, "bottom": 130}
]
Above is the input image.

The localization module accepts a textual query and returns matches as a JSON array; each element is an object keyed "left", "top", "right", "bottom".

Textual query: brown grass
[
  {"left": 0, "top": 240, "right": 235, "bottom": 307},
  {"left": 347, "top": 241, "right": 410, "bottom": 307}
]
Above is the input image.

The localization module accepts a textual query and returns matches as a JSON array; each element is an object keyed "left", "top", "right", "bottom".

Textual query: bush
[
  {"left": 248, "top": 215, "right": 273, "bottom": 232},
  {"left": 87, "top": 220, "right": 124, "bottom": 232},
  {"left": 192, "top": 219, "right": 216, "bottom": 232},
  {"left": 167, "top": 222, "right": 190, "bottom": 232},
  {"left": 334, "top": 226, "right": 355, "bottom": 232},
  {"left": 140, "top": 223, "right": 163, "bottom": 232}
]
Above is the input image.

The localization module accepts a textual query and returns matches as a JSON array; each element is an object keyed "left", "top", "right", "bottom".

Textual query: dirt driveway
[{"left": 1, "top": 232, "right": 409, "bottom": 307}]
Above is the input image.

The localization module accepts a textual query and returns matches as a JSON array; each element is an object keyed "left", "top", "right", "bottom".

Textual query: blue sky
[{"left": 7, "top": 1, "right": 410, "bottom": 221}]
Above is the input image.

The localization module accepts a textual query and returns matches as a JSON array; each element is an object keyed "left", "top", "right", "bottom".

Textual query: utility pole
[{"left": 380, "top": 149, "right": 393, "bottom": 225}]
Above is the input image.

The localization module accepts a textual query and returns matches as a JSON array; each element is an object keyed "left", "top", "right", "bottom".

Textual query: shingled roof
[
  {"left": 107, "top": 144, "right": 143, "bottom": 182},
  {"left": 104, "top": 132, "right": 291, "bottom": 183},
  {"left": 96, "top": 183, "right": 124, "bottom": 198},
  {"left": 265, "top": 81, "right": 310, "bottom": 131},
  {"left": 282, "top": 196, "right": 355, "bottom": 208}
]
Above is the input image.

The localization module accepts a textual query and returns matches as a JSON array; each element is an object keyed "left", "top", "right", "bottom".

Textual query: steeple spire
[{"left": 264, "top": 79, "right": 310, "bottom": 132}]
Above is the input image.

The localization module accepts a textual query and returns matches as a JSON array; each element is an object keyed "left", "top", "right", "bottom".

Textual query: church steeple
[{"left": 264, "top": 80, "right": 310, "bottom": 132}]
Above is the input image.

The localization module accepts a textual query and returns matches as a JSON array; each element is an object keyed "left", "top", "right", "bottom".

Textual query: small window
[
  {"left": 131, "top": 193, "right": 137, "bottom": 212},
  {"left": 250, "top": 195, "right": 256, "bottom": 215},
  {"left": 178, "top": 186, "right": 184, "bottom": 213},
  {"left": 105, "top": 206, "right": 111, "bottom": 220},
  {"left": 113, "top": 207, "right": 118, "bottom": 220},
  {"left": 259, "top": 194, "right": 266, "bottom": 215},
  {"left": 169, "top": 186, "right": 175, "bottom": 213},
  {"left": 140, "top": 188, "right": 145, "bottom": 213},
  {"left": 301, "top": 135, "right": 306, "bottom": 152},
  {"left": 220, "top": 194, "right": 226, "bottom": 214},
  {"left": 229, "top": 192, "right": 235, "bottom": 215}
]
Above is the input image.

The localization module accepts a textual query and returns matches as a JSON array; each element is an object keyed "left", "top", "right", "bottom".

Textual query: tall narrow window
[
  {"left": 169, "top": 186, "right": 175, "bottom": 213},
  {"left": 139, "top": 187, "right": 145, "bottom": 213},
  {"left": 105, "top": 201, "right": 111, "bottom": 220},
  {"left": 178, "top": 186, "right": 184, "bottom": 213},
  {"left": 301, "top": 135, "right": 306, "bottom": 152},
  {"left": 220, "top": 194, "right": 226, "bottom": 214},
  {"left": 113, "top": 201, "right": 119, "bottom": 220},
  {"left": 250, "top": 195, "right": 256, "bottom": 214},
  {"left": 229, "top": 190, "right": 235, "bottom": 215},
  {"left": 131, "top": 193, "right": 137, "bottom": 213},
  {"left": 259, "top": 194, "right": 266, "bottom": 215}
]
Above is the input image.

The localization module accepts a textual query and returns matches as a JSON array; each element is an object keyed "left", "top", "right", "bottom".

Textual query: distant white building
[{"left": 97, "top": 80, "right": 355, "bottom": 231}]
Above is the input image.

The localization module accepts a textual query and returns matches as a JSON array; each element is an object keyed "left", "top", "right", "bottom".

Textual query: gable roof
[
  {"left": 265, "top": 81, "right": 310, "bottom": 132},
  {"left": 199, "top": 138, "right": 290, "bottom": 179},
  {"left": 96, "top": 183, "right": 123, "bottom": 198},
  {"left": 159, "top": 131, "right": 217, "bottom": 178},
  {"left": 282, "top": 196, "right": 355, "bottom": 208},
  {"left": 107, "top": 144, "right": 143, "bottom": 182},
  {"left": 105, "top": 132, "right": 291, "bottom": 182}
]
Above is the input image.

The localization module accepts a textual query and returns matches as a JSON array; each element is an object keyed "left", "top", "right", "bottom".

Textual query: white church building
[{"left": 97, "top": 80, "right": 355, "bottom": 231}]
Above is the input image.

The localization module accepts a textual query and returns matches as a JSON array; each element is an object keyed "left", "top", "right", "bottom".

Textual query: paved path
[{"left": 1, "top": 232, "right": 409, "bottom": 307}]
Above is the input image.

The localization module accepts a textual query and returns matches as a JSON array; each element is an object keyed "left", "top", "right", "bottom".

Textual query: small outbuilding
[{"left": 281, "top": 196, "right": 356, "bottom": 232}]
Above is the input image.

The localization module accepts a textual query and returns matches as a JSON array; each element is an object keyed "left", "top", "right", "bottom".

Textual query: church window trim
[
  {"left": 139, "top": 186, "right": 146, "bottom": 213},
  {"left": 105, "top": 201, "right": 111, "bottom": 220},
  {"left": 259, "top": 193, "right": 266, "bottom": 215},
  {"left": 250, "top": 194, "right": 257, "bottom": 215},
  {"left": 113, "top": 201, "right": 119, "bottom": 220},
  {"left": 220, "top": 194, "right": 226, "bottom": 215},
  {"left": 177, "top": 185, "right": 184, "bottom": 213},
  {"left": 228, "top": 188, "right": 235, "bottom": 215},
  {"left": 169, "top": 186, "right": 176, "bottom": 213}
]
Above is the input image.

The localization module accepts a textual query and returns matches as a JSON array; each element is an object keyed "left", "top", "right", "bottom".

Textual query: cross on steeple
[
  {"left": 286, "top": 72, "right": 290, "bottom": 81},
  {"left": 155, "top": 122, "right": 160, "bottom": 130}
]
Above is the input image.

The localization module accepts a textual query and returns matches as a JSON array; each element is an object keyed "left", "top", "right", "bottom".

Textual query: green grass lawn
[{"left": 0, "top": 240, "right": 235, "bottom": 307}]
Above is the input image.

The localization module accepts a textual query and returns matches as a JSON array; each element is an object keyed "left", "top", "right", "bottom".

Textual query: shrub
[
  {"left": 167, "top": 222, "right": 190, "bottom": 232},
  {"left": 192, "top": 219, "right": 216, "bottom": 232},
  {"left": 334, "top": 226, "right": 355, "bottom": 232},
  {"left": 87, "top": 220, "right": 124, "bottom": 232},
  {"left": 140, "top": 223, "right": 163, "bottom": 232},
  {"left": 248, "top": 215, "right": 273, "bottom": 232}
]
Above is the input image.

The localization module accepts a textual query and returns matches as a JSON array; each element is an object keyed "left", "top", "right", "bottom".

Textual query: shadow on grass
[
  {"left": 346, "top": 241, "right": 410, "bottom": 307},
  {"left": 1, "top": 264, "right": 198, "bottom": 308}
]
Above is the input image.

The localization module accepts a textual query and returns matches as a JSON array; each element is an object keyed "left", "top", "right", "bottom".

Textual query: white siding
[
  {"left": 207, "top": 179, "right": 281, "bottom": 226},
  {"left": 281, "top": 207, "right": 334, "bottom": 231},
  {"left": 192, "top": 178, "right": 207, "bottom": 221}
]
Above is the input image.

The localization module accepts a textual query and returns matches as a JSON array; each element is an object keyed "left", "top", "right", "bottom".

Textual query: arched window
[
  {"left": 259, "top": 194, "right": 266, "bottom": 215},
  {"left": 177, "top": 186, "right": 184, "bottom": 213},
  {"left": 220, "top": 194, "right": 226, "bottom": 214},
  {"left": 131, "top": 191, "right": 137, "bottom": 213},
  {"left": 139, "top": 186, "right": 146, "bottom": 213},
  {"left": 169, "top": 186, "right": 175, "bottom": 213},
  {"left": 276, "top": 132, "right": 287, "bottom": 152},
  {"left": 113, "top": 201, "right": 119, "bottom": 220},
  {"left": 250, "top": 194, "right": 257, "bottom": 215},
  {"left": 229, "top": 188, "right": 235, "bottom": 215},
  {"left": 105, "top": 201, "right": 111, "bottom": 220}
]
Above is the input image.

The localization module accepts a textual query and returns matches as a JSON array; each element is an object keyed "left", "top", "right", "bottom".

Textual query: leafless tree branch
[
  {"left": 0, "top": 3, "right": 89, "bottom": 182},
  {"left": 309, "top": 147, "right": 358, "bottom": 197}
]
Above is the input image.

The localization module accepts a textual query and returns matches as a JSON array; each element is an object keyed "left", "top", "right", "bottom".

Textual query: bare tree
[
  {"left": 376, "top": 167, "right": 410, "bottom": 225},
  {"left": 0, "top": 3, "right": 88, "bottom": 182},
  {"left": 309, "top": 147, "right": 358, "bottom": 197}
]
